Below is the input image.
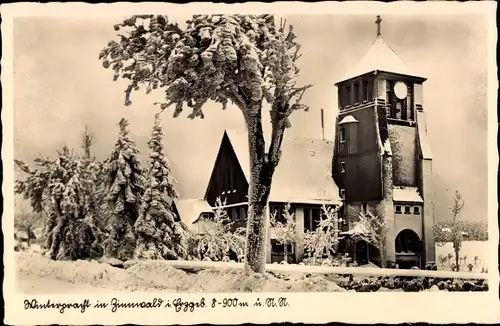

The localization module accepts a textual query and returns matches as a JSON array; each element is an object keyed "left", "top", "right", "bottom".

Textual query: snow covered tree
[
  {"left": 355, "top": 211, "right": 390, "bottom": 268},
  {"left": 303, "top": 204, "right": 342, "bottom": 264},
  {"left": 14, "top": 209, "right": 40, "bottom": 247},
  {"left": 103, "top": 118, "right": 146, "bottom": 261},
  {"left": 448, "top": 190, "right": 465, "bottom": 271},
  {"left": 14, "top": 144, "right": 105, "bottom": 260},
  {"left": 80, "top": 126, "right": 108, "bottom": 230},
  {"left": 194, "top": 197, "right": 246, "bottom": 262},
  {"left": 134, "top": 113, "right": 188, "bottom": 260},
  {"left": 270, "top": 203, "right": 296, "bottom": 263},
  {"left": 100, "top": 14, "right": 312, "bottom": 273}
]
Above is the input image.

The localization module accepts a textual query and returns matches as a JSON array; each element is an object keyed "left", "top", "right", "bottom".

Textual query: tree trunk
[
  {"left": 26, "top": 227, "right": 31, "bottom": 247},
  {"left": 283, "top": 244, "right": 288, "bottom": 263},
  {"left": 244, "top": 112, "right": 277, "bottom": 274},
  {"left": 380, "top": 251, "right": 387, "bottom": 268},
  {"left": 454, "top": 248, "right": 460, "bottom": 271},
  {"left": 49, "top": 215, "right": 68, "bottom": 260}
]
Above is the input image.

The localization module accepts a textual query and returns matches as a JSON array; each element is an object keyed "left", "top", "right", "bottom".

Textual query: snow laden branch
[
  {"left": 134, "top": 114, "right": 188, "bottom": 260},
  {"left": 304, "top": 204, "right": 342, "bottom": 264},
  {"left": 99, "top": 14, "right": 311, "bottom": 166},
  {"left": 355, "top": 211, "right": 390, "bottom": 267},
  {"left": 100, "top": 14, "right": 312, "bottom": 273},
  {"left": 193, "top": 198, "right": 245, "bottom": 262},
  {"left": 14, "top": 142, "right": 105, "bottom": 260},
  {"left": 270, "top": 203, "right": 297, "bottom": 263},
  {"left": 102, "top": 118, "right": 146, "bottom": 261}
]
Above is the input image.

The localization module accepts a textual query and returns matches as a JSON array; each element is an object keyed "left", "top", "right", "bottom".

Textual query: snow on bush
[
  {"left": 190, "top": 198, "right": 245, "bottom": 262},
  {"left": 303, "top": 204, "right": 341, "bottom": 265}
]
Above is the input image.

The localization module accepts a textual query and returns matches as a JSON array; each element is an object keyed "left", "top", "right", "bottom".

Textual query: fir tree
[
  {"left": 103, "top": 118, "right": 145, "bottom": 261},
  {"left": 15, "top": 143, "right": 105, "bottom": 260},
  {"left": 80, "top": 126, "right": 107, "bottom": 230},
  {"left": 134, "top": 113, "right": 188, "bottom": 260}
]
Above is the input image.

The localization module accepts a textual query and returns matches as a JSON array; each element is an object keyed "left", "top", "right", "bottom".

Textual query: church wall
[
  {"left": 388, "top": 125, "right": 418, "bottom": 186},
  {"left": 394, "top": 209, "right": 423, "bottom": 240}
]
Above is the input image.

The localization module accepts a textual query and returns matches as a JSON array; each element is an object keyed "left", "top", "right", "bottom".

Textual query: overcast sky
[{"left": 13, "top": 14, "right": 488, "bottom": 222}]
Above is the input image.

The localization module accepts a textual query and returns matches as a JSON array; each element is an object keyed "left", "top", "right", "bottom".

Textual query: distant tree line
[{"left": 434, "top": 220, "right": 488, "bottom": 242}]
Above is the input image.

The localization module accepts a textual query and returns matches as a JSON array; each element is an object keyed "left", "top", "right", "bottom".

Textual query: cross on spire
[{"left": 375, "top": 15, "right": 382, "bottom": 37}]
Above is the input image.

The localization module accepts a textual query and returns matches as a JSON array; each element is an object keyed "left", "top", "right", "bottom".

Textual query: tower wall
[
  {"left": 333, "top": 107, "right": 383, "bottom": 202},
  {"left": 380, "top": 151, "right": 396, "bottom": 264},
  {"left": 416, "top": 110, "right": 436, "bottom": 263},
  {"left": 388, "top": 125, "right": 418, "bottom": 186}
]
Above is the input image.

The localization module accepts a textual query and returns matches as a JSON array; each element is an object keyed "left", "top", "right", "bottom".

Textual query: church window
[
  {"left": 200, "top": 213, "right": 213, "bottom": 221},
  {"left": 362, "top": 80, "right": 368, "bottom": 102},
  {"left": 396, "top": 102, "right": 402, "bottom": 118},
  {"left": 271, "top": 240, "right": 294, "bottom": 255},
  {"left": 240, "top": 207, "right": 247, "bottom": 222},
  {"left": 232, "top": 207, "right": 240, "bottom": 221},
  {"left": 353, "top": 83, "right": 360, "bottom": 103},
  {"left": 395, "top": 205, "right": 402, "bottom": 214},
  {"left": 361, "top": 202, "right": 368, "bottom": 215},
  {"left": 413, "top": 206, "right": 420, "bottom": 215},
  {"left": 346, "top": 85, "right": 351, "bottom": 105},
  {"left": 404, "top": 206, "right": 411, "bottom": 214},
  {"left": 340, "top": 161, "right": 346, "bottom": 173},
  {"left": 339, "top": 128, "right": 346, "bottom": 143}
]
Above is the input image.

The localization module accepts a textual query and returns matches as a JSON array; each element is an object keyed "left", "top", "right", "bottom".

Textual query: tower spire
[{"left": 375, "top": 15, "right": 382, "bottom": 37}]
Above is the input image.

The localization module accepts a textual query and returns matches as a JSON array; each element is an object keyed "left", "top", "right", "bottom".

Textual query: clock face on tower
[{"left": 394, "top": 81, "right": 408, "bottom": 100}]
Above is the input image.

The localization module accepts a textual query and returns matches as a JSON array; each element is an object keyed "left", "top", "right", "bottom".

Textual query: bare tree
[{"left": 99, "top": 15, "right": 312, "bottom": 273}]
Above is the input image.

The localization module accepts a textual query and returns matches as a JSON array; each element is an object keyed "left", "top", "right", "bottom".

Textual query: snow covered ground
[
  {"left": 13, "top": 241, "right": 489, "bottom": 294},
  {"left": 435, "top": 241, "right": 488, "bottom": 272}
]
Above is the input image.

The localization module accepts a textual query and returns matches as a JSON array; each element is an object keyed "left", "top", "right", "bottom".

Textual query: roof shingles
[{"left": 224, "top": 129, "right": 341, "bottom": 205}]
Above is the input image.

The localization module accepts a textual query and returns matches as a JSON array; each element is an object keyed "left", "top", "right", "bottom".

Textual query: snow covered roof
[
  {"left": 335, "top": 36, "right": 425, "bottom": 85},
  {"left": 393, "top": 187, "right": 423, "bottom": 203},
  {"left": 338, "top": 115, "right": 359, "bottom": 125},
  {"left": 340, "top": 222, "right": 369, "bottom": 236},
  {"left": 223, "top": 129, "right": 341, "bottom": 205},
  {"left": 172, "top": 198, "right": 214, "bottom": 226}
]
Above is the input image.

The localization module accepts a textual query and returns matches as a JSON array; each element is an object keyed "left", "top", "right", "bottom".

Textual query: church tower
[{"left": 332, "top": 16, "right": 435, "bottom": 268}]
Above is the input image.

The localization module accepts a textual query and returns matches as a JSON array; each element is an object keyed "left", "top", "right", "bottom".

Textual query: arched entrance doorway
[
  {"left": 395, "top": 229, "right": 421, "bottom": 269},
  {"left": 355, "top": 240, "right": 369, "bottom": 265}
]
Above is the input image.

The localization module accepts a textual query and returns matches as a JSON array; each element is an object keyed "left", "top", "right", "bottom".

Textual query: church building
[{"left": 331, "top": 16, "right": 435, "bottom": 268}]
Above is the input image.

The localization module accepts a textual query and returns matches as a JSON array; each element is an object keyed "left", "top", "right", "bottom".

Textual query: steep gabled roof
[
  {"left": 222, "top": 129, "right": 341, "bottom": 205},
  {"left": 335, "top": 36, "right": 425, "bottom": 85}
]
